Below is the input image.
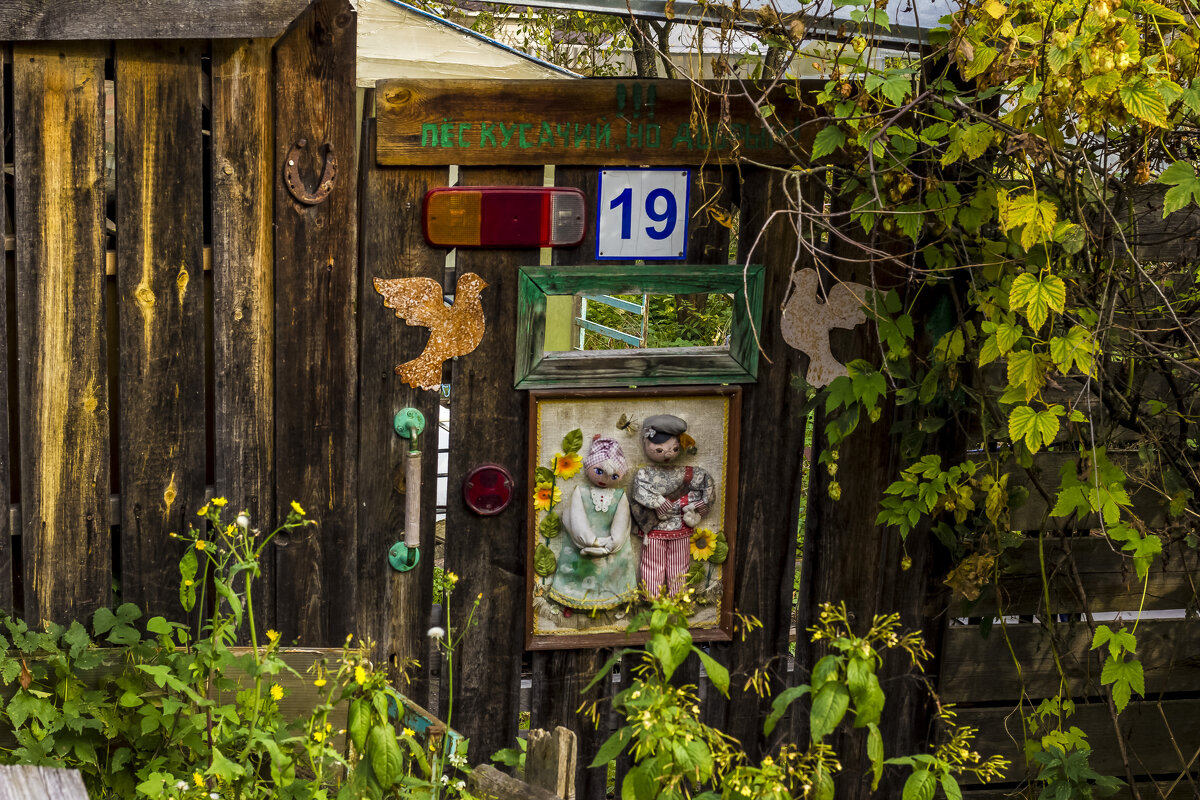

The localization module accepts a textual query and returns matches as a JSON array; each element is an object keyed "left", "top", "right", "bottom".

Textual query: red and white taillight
[{"left": 422, "top": 186, "right": 587, "bottom": 248}]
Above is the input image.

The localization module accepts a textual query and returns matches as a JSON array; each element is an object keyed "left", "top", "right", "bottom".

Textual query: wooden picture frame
[
  {"left": 514, "top": 263, "right": 764, "bottom": 388},
  {"left": 526, "top": 386, "right": 740, "bottom": 650}
]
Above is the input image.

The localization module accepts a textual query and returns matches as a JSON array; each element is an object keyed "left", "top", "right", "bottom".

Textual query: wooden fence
[{"left": 0, "top": 4, "right": 1196, "bottom": 799}]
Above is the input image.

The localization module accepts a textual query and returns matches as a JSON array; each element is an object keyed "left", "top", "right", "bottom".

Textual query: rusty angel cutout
[
  {"left": 373, "top": 273, "right": 488, "bottom": 390},
  {"left": 780, "top": 268, "right": 872, "bottom": 387}
]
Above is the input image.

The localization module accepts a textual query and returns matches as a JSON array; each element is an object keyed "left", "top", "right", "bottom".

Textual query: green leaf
[
  {"left": 349, "top": 699, "right": 370, "bottom": 752},
  {"left": 868, "top": 723, "right": 884, "bottom": 790},
  {"left": 902, "top": 769, "right": 937, "bottom": 800},
  {"left": 209, "top": 747, "right": 247, "bottom": 781},
  {"left": 561, "top": 428, "right": 583, "bottom": 454},
  {"left": 1009, "top": 272, "right": 1065, "bottom": 332},
  {"left": 1008, "top": 405, "right": 1062, "bottom": 453},
  {"left": 538, "top": 512, "right": 561, "bottom": 539},
  {"left": 621, "top": 761, "right": 657, "bottom": 800},
  {"left": 1158, "top": 161, "right": 1200, "bottom": 216},
  {"left": 764, "top": 685, "right": 810, "bottom": 736},
  {"left": 1120, "top": 80, "right": 1169, "bottom": 126},
  {"left": 811, "top": 125, "right": 846, "bottom": 159},
  {"left": 959, "top": 122, "right": 993, "bottom": 160},
  {"left": 92, "top": 608, "right": 116, "bottom": 636},
  {"left": 695, "top": 649, "right": 729, "bottom": 698},
  {"left": 533, "top": 544, "right": 557, "bottom": 577},
  {"left": 213, "top": 579, "right": 243, "bottom": 629},
  {"left": 941, "top": 774, "right": 964, "bottom": 800},
  {"left": 145, "top": 616, "right": 173, "bottom": 636},
  {"left": 1007, "top": 349, "right": 1047, "bottom": 401},
  {"left": 179, "top": 549, "right": 198, "bottom": 612},
  {"left": 535, "top": 466, "right": 555, "bottom": 485},
  {"left": 589, "top": 727, "right": 632, "bottom": 768},
  {"left": 1049, "top": 326, "right": 1094, "bottom": 375},
  {"left": 809, "top": 681, "right": 850, "bottom": 741},
  {"left": 368, "top": 724, "right": 405, "bottom": 788},
  {"left": 962, "top": 44, "right": 997, "bottom": 79}
]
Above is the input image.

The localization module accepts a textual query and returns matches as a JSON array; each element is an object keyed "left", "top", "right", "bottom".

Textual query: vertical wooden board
[
  {"left": 0, "top": 55, "right": 13, "bottom": 614},
  {"left": 115, "top": 40, "right": 206, "bottom": 619},
  {"left": 272, "top": 0, "right": 359, "bottom": 646},
  {"left": 211, "top": 38, "right": 276, "bottom": 629},
  {"left": 529, "top": 166, "right": 612, "bottom": 800},
  {"left": 356, "top": 118, "right": 445, "bottom": 705},
  {"left": 13, "top": 43, "right": 111, "bottom": 624},
  {"left": 700, "top": 168, "right": 809, "bottom": 756},
  {"left": 443, "top": 165, "right": 542, "bottom": 761}
]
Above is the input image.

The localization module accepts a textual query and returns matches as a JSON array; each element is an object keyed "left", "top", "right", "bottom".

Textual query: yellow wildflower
[
  {"left": 354, "top": 665, "right": 368, "bottom": 685},
  {"left": 314, "top": 678, "right": 327, "bottom": 688},
  {"left": 194, "top": 540, "right": 207, "bottom": 551},
  {"left": 184, "top": 580, "right": 193, "bottom": 587},
  {"left": 212, "top": 497, "right": 228, "bottom": 508},
  {"left": 197, "top": 505, "right": 209, "bottom": 516},
  {"left": 553, "top": 452, "right": 582, "bottom": 479},
  {"left": 690, "top": 528, "right": 716, "bottom": 561},
  {"left": 193, "top": 772, "right": 204, "bottom": 788},
  {"left": 291, "top": 500, "right": 306, "bottom": 515},
  {"left": 270, "top": 684, "right": 284, "bottom": 701},
  {"left": 313, "top": 730, "right": 326, "bottom": 743},
  {"left": 266, "top": 629, "right": 281, "bottom": 644},
  {"left": 532, "top": 482, "right": 561, "bottom": 511},
  {"left": 445, "top": 571, "right": 459, "bottom": 587},
  {"left": 403, "top": 727, "right": 416, "bottom": 738}
]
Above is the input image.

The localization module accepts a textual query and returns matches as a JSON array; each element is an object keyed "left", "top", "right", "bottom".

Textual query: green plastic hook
[{"left": 388, "top": 542, "right": 420, "bottom": 572}]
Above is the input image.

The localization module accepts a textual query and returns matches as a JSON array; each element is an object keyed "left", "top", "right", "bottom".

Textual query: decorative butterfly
[{"left": 616, "top": 413, "right": 639, "bottom": 437}]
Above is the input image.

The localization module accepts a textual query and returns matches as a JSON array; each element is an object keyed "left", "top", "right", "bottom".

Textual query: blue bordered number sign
[{"left": 596, "top": 168, "right": 690, "bottom": 260}]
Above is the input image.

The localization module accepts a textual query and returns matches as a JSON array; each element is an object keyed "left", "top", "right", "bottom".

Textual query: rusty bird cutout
[
  {"left": 780, "top": 268, "right": 872, "bottom": 387},
  {"left": 374, "top": 273, "right": 489, "bottom": 390}
]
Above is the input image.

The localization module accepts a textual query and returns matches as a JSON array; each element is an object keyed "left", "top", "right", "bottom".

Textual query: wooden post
[
  {"left": 0, "top": 766, "right": 88, "bottom": 800},
  {"left": 469, "top": 765, "right": 561, "bottom": 800},
  {"left": 526, "top": 726, "right": 577, "bottom": 800}
]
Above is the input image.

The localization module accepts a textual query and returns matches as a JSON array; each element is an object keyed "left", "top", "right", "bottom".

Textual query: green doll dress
[{"left": 547, "top": 488, "right": 639, "bottom": 611}]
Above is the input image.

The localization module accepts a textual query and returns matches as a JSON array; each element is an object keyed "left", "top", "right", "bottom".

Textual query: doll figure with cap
[
  {"left": 547, "top": 435, "right": 639, "bottom": 611},
  {"left": 630, "top": 414, "right": 715, "bottom": 597}
]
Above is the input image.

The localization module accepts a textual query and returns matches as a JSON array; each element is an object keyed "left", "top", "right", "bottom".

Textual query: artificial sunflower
[
  {"left": 553, "top": 451, "right": 582, "bottom": 479},
  {"left": 690, "top": 528, "right": 717, "bottom": 561},
  {"left": 532, "top": 481, "right": 562, "bottom": 511}
]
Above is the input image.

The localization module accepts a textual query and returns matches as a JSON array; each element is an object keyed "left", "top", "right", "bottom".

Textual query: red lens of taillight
[{"left": 423, "top": 187, "right": 586, "bottom": 248}]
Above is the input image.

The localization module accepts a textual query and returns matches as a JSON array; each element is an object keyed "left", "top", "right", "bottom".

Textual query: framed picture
[
  {"left": 526, "top": 386, "right": 740, "bottom": 650},
  {"left": 514, "top": 263, "right": 764, "bottom": 389}
]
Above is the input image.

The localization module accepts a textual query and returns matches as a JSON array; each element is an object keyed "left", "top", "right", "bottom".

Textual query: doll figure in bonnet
[
  {"left": 547, "top": 435, "right": 639, "bottom": 611},
  {"left": 630, "top": 414, "right": 715, "bottom": 596}
]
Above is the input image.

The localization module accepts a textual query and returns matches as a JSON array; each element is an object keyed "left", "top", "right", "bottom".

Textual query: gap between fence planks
[{"left": 0, "top": 55, "right": 12, "bottom": 614}]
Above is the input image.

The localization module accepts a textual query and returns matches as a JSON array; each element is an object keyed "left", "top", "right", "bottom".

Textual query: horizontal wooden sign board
[
  {"left": 0, "top": 0, "right": 317, "bottom": 39},
  {"left": 374, "top": 79, "right": 816, "bottom": 167}
]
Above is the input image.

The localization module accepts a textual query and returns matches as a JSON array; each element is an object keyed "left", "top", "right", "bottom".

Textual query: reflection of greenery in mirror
[
  {"left": 515, "top": 264, "right": 763, "bottom": 389},
  {"left": 570, "top": 293, "right": 735, "bottom": 351}
]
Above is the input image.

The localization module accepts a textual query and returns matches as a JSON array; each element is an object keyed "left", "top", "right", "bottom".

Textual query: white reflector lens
[{"left": 549, "top": 192, "right": 586, "bottom": 246}]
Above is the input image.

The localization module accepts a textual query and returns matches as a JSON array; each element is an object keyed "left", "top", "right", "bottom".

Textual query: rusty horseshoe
[{"left": 284, "top": 138, "right": 337, "bottom": 205}]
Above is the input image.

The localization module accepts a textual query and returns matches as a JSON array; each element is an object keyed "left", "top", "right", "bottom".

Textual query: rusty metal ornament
[
  {"left": 373, "top": 272, "right": 489, "bottom": 391},
  {"left": 780, "top": 268, "right": 872, "bottom": 387},
  {"left": 284, "top": 138, "right": 337, "bottom": 205}
]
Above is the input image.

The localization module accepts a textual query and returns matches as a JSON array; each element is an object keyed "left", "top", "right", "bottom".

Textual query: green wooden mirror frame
[{"left": 515, "top": 263, "right": 765, "bottom": 388}]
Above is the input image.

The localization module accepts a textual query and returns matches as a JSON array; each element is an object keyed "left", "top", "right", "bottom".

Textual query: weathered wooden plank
[
  {"left": 529, "top": 166, "right": 619, "bottom": 800},
  {"left": 955, "top": 536, "right": 1198, "bottom": 617},
  {"left": 469, "top": 764, "right": 561, "bottom": 800},
  {"left": 13, "top": 42, "right": 111, "bottom": 625},
  {"left": 959, "top": 698, "right": 1200, "bottom": 785},
  {"left": 964, "top": 779, "right": 1199, "bottom": 800},
  {"left": 115, "top": 40, "right": 206, "bottom": 620},
  {"left": 0, "top": 56, "right": 13, "bottom": 615},
  {"left": 272, "top": 0, "right": 359, "bottom": 647},
  {"left": 700, "top": 168, "right": 809, "bottom": 756},
  {"left": 375, "top": 79, "right": 816, "bottom": 166},
  {"left": 0, "top": 766, "right": 88, "bottom": 800},
  {"left": 0, "top": 0, "right": 317, "bottom": 40},
  {"left": 356, "top": 116, "right": 445, "bottom": 705},
  {"left": 941, "top": 618, "right": 1200, "bottom": 703},
  {"left": 442, "top": 165, "right": 541, "bottom": 761},
  {"left": 212, "top": 38, "right": 276, "bottom": 631},
  {"left": 526, "top": 726, "right": 577, "bottom": 799},
  {"left": 1007, "top": 451, "right": 1168, "bottom": 532}
]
